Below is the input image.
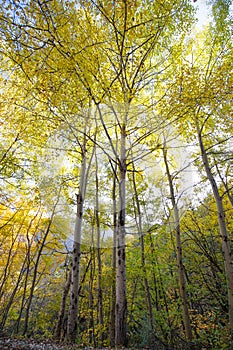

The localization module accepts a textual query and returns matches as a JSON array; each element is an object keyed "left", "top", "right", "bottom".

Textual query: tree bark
[
  {"left": 115, "top": 122, "right": 127, "bottom": 347},
  {"left": 54, "top": 267, "right": 71, "bottom": 341},
  {"left": 95, "top": 153, "right": 104, "bottom": 344},
  {"left": 162, "top": 147, "right": 192, "bottom": 341},
  {"left": 110, "top": 163, "right": 117, "bottom": 347},
  {"left": 66, "top": 156, "right": 86, "bottom": 342},
  {"left": 66, "top": 132, "right": 94, "bottom": 342},
  {"left": 88, "top": 243, "right": 96, "bottom": 346}
]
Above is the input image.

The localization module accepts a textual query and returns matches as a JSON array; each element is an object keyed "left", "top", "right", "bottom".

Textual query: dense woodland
[{"left": 0, "top": 0, "right": 232, "bottom": 349}]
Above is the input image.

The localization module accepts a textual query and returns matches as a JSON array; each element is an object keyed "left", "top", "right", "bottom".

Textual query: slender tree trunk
[
  {"left": 196, "top": 119, "right": 233, "bottom": 339},
  {"left": 67, "top": 157, "right": 85, "bottom": 342},
  {"left": 162, "top": 147, "right": 192, "bottom": 341},
  {"left": 0, "top": 249, "right": 27, "bottom": 331},
  {"left": 54, "top": 268, "right": 71, "bottom": 341},
  {"left": 0, "top": 214, "right": 30, "bottom": 301},
  {"left": 148, "top": 232, "right": 160, "bottom": 312},
  {"left": 14, "top": 248, "right": 33, "bottom": 335},
  {"left": 110, "top": 164, "right": 117, "bottom": 347},
  {"left": 88, "top": 241, "right": 96, "bottom": 346},
  {"left": 95, "top": 153, "right": 104, "bottom": 344},
  {"left": 22, "top": 195, "right": 60, "bottom": 336},
  {"left": 115, "top": 122, "right": 127, "bottom": 347},
  {"left": 66, "top": 127, "right": 95, "bottom": 342},
  {"left": 0, "top": 232, "right": 19, "bottom": 300},
  {"left": 23, "top": 217, "right": 54, "bottom": 336},
  {"left": 0, "top": 213, "right": 40, "bottom": 331},
  {"left": 131, "top": 163, "right": 154, "bottom": 334},
  {"left": 15, "top": 211, "right": 43, "bottom": 335},
  {"left": 15, "top": 267, "right": 30, "bottom": 334}
]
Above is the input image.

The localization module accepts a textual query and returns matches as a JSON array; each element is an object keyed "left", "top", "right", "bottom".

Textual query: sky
[{"left": 193, "top": 0, "right": 211, "bottom": 27}]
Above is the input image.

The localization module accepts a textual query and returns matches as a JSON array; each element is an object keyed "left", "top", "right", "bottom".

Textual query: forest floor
[
  {"left": 0, "top": 338, "right": 114, "bottom": 350},
  {"left": 0, "top": 338, "right": 156, "bottom": 350}
]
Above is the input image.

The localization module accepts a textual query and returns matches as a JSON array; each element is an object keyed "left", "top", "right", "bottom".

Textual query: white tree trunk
[
  {"left": 115, "top": 123, "right": 127, "bottom": 347},
  {"left": 67, "top": 151, "right": 86, "bottom": 342}
]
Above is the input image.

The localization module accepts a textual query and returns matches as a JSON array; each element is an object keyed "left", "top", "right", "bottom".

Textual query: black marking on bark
[
  {"left": 119, "top": 209, "right": 124, "bottom": 226},
  {"left": 122, "top": 249, "right": 125, "bottom": 261}
]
